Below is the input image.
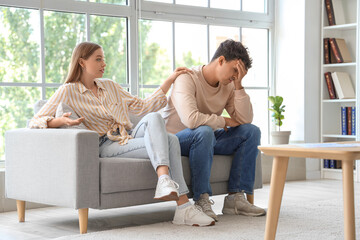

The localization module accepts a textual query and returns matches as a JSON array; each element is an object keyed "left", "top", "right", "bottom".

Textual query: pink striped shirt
[{"left": 29, "top": 78, "right": 167, "bottom": 145}]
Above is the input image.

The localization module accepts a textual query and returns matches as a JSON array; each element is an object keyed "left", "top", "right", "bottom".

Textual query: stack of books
[
  {"left": 324, "top": 71, "right": 355, "bottom": 99},
  {"left": 323, "top": 38, "right": 352, "bottom": 64},
  {"left": 341, "top": 106, "right": 356, "bottom": 135},
  {"left": 323, "top": 159, "right": 342, "bottom": 169}
]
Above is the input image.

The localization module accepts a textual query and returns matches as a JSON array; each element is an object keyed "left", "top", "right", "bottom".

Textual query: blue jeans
[
  {"left": 176, "top": 124, "right": 261, "bottom": 201},
  {"left": 99, "top": 112, "right": 189, "bottom": 196}
]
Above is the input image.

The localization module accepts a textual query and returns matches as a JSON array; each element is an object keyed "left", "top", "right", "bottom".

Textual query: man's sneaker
[
  {"left": 172, "top": 204, "right": 215, "bottom": 227},
  {"left": 222, "top": 192, "right": 266, "bottom": 217},
  {"left": 194, "top": 193, "right": 218, "bottom": 221},
  {"left": 154, "top": 177, "right": 179, "bottom": 201}
]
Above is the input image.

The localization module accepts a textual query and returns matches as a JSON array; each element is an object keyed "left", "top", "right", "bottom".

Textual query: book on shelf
[
  {"left": 331, "top": 72, "right": 355, "bottom": 99},
  {"left": 324, "top": 38, "right": 330, "bottom": 64},
  {"left": 325, "top": 0, "right": 336, "bottom": 25},
  {"left": 324, "top": 0, "right": 346, "bottom": 26},
  {"left": 340, "top": 106, "right": 356, "bottom": 135},
  {"left": 347, "top": 107, "right": 352, "bottom": 135},
  {"left": 341, "top": 106, "right": 347, "bottom": 135},
  {"left": 352, "top": 107, "right": 356, "bottom": 135},
  {"left": 324, "top": 72, "right": 337, "bottom": 99},
  {"left": 329, "top": 38, "right": 352, "bottom": 63},
  {"left": 324, "top": 159, "right": 330, "bottom": 168}
]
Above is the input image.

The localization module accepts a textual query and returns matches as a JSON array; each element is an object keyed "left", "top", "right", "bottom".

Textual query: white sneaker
[
  {"left": 154, "top": 177, "right": 179, "bottom": 201},
  {"left": 172, "top": 204, "right": 215, "bottom": 227}
]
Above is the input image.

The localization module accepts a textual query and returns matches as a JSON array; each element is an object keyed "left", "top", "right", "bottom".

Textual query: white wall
[
  {"left": 274, "top": 0, "right": 321, "bottom": 179},
  {"left": 304, "top": 0, "right": 321, "bottom": 179},
  {"left": 274, "top": 0, "right": 305, "bottom": 141}
]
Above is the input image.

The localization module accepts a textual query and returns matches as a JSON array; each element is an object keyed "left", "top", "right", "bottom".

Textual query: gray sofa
[{"left": 5, "top": 116, "right": 262, "bottom": 234}]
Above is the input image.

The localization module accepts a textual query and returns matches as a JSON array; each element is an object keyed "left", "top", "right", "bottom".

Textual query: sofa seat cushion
[{"left": 100, "top": 155, "right": 233, "bottom": 194}]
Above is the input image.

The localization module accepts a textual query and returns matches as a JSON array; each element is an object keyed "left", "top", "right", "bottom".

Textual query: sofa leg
[
  {"left": 78, "top": 208, "right": 88, "bottom": 234},
  {"left": 16, "top": 200, "right": 25, "bottom": 222},
  {"left": 247, "top": 193, "right": 254, "bottom": 204}
]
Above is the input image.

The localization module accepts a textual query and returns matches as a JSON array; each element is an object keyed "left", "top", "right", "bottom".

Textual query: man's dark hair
[{"left": 211, "top": 39, "right": 252, "bottom": 70}]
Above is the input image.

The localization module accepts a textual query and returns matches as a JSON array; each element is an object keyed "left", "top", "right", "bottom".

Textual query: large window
[{"left": 0, "top": 0, "right": 273, "bottom": 162}]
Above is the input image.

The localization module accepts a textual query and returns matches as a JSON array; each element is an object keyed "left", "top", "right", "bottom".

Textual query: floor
[{"left": 0, "top": 179, "right": 359, "bottom": 240}]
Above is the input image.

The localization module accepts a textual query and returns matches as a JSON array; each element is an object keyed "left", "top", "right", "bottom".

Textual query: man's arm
[
  {"left": 225, "top": 89, "right": 253, "bottom": 124},
  {"left": 171, "top": 74, "right": 225, "bottom": 130}
]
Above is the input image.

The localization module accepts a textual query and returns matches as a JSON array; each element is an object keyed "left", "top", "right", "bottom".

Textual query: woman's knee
[{"left": 168, "top": 133, "right": 180, "bottom": 146}]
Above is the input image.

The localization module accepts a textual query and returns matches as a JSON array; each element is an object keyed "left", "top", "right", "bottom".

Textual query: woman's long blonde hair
[{"left": 65, "top": 42, "right": 102, "bottom": 84}]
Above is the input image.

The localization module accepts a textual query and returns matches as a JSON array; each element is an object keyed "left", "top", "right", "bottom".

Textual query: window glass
[
  {"left": 210, "top": 0, "right": 240, "bottom": 10},
  {"left": 138, "top": 19, "right": 173, "bottom": 97},
  {"left": 176, "top": 0, "right": 207, "bottom": 7},
  {"left": 247, "top": 89, "right": 269, "bottom": 145},
  {"left": 144, "top": 0, "right": 173, "bottom": 3},
  {"left": 0, "top": 87, "right": 41, "bottom": 160},
  {"left": 241, "top": 28, "right": 268, "bottom": 88},
  {"left": 0, "top": 7, "right": 40, "bottom": 83},
  {"left": 89, "top": 0, "right": 127, "bottom": 5},
  {"left": 90, "top": 15, "right": 127, "bottom": 84},
  {"left": 242, "top": 0, "right": 265, "bottom": 13},
  {"left": 44, "top": 11, "right": 86, "bottom": 84},
  {"left": 175, "top": 23, "right": 207, "bottom": 68},
  {"left": 209, "top": 25, "right": 239, "bottom": 60}
]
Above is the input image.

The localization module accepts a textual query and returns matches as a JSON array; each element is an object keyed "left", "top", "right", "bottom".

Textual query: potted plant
[{"left": 268, "top": 95, "right": 291, "bottom": 144}]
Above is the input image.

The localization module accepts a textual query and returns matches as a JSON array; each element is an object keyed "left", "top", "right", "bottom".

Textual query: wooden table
[{"left": 259, "top": 142, "right": 360, "bottom": 240}]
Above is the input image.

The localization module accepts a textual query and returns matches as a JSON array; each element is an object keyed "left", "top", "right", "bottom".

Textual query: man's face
[{"left": 216, "top": 57, "right": 240, "bottom": 85}]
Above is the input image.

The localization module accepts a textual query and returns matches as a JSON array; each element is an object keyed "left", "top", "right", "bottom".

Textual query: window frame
[{"left": 0, "top": 0, "right": 275, "bottom": 163}]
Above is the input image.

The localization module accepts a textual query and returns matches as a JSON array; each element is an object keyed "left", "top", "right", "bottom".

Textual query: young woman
[{"left": 29, "top": 42, "right": 214, "bottom": 227}]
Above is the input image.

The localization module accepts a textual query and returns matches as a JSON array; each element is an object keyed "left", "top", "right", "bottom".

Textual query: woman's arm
[
  {"left": 160, "top": 67, "right": 193, "bottom": 95},
  {"left": 47, "top": 112, "right": 85, "bottom": 128}
]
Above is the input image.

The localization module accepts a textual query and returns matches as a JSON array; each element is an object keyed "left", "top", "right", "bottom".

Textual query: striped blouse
[{"left": 29, "top": 78, "right": 167, "bottom": 145}]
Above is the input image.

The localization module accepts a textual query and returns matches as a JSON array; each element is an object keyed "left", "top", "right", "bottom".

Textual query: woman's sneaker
[
  {"left": 154, "top": 177, "right": 179, "bottom": 201},
  {"left": 172, "top": 204, "right": 215, "bottom": 227},
  {"left": 222, "top": 192, "right": 266, "bottom": 217}
]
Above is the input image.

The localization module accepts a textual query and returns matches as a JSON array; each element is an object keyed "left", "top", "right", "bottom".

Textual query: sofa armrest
[{"left": 5, "top": 128, "right": 100, "bottom": 209}]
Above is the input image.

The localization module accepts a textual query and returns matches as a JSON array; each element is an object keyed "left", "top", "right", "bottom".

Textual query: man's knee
[
  {"left": 236, "top": 124, "right": 261, "bottom": 142},
  {"left": 193, "top": 126, "right": 216, "bottom": 146}
]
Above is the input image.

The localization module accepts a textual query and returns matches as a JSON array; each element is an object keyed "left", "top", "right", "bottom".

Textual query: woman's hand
[
  {"left": 160, "top": 67, "right": 193, "bottom": 95},
  {"left": 166, "top": 67, "right": 193, "bottom": 84},
  {"left": 61, "top": 112, "right": 85, "bottom": 126},
  {"left": 47, "top": 112, "right": 85, "bottom": 128}
]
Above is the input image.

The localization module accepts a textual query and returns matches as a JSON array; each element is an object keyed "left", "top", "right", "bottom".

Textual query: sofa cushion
[
  {"left": 55, "top": 102, "right": 87, "bottom": 129},
  {"left": 100, "top": 155, "right": 233, "bottom": 194}
]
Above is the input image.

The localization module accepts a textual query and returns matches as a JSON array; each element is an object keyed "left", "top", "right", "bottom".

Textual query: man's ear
[{"left": 218, "top": 56, "right": 225, "bottom": 66}]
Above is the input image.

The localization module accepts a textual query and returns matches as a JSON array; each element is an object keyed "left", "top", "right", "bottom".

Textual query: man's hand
[
  {"left": 233, "top": 60, "right": 248, "bottom": 90},
  {"left": 61, "top": 112, "right": 85, "bottom": 126},
  {"left": 223, "top": 117, "right": 240, "bottom": 131}
]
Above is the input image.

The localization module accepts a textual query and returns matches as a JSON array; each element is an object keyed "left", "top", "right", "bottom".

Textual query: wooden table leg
[
  {"left": 265, "top": 156, "right": 289, "bottom": 240},
  {"left": 342, "top": 160, "right": 356, "bottom": 240}
]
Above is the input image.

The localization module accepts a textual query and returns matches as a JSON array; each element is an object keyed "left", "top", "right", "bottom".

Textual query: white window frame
[{"left": 0, "top": 0, "right": 275, "bottom": 163}]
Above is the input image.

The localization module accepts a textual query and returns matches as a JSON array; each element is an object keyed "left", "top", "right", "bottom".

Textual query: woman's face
[{"left": 80, "top": 48, "right": 106, "bottom": 79}]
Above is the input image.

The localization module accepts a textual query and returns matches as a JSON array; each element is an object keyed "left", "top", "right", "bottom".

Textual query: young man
[{"left": 162, "top": 39, "right": 265, "bottom": 221}]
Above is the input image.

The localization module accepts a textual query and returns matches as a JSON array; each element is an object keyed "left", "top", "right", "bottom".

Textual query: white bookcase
[{"left": 320, "top": 0, "right": 360, "bottom": 182}]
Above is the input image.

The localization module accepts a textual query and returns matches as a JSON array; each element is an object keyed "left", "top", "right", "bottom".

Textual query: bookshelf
[{"left": 321, "top": 0, "right": 360, "bottom": 182}]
